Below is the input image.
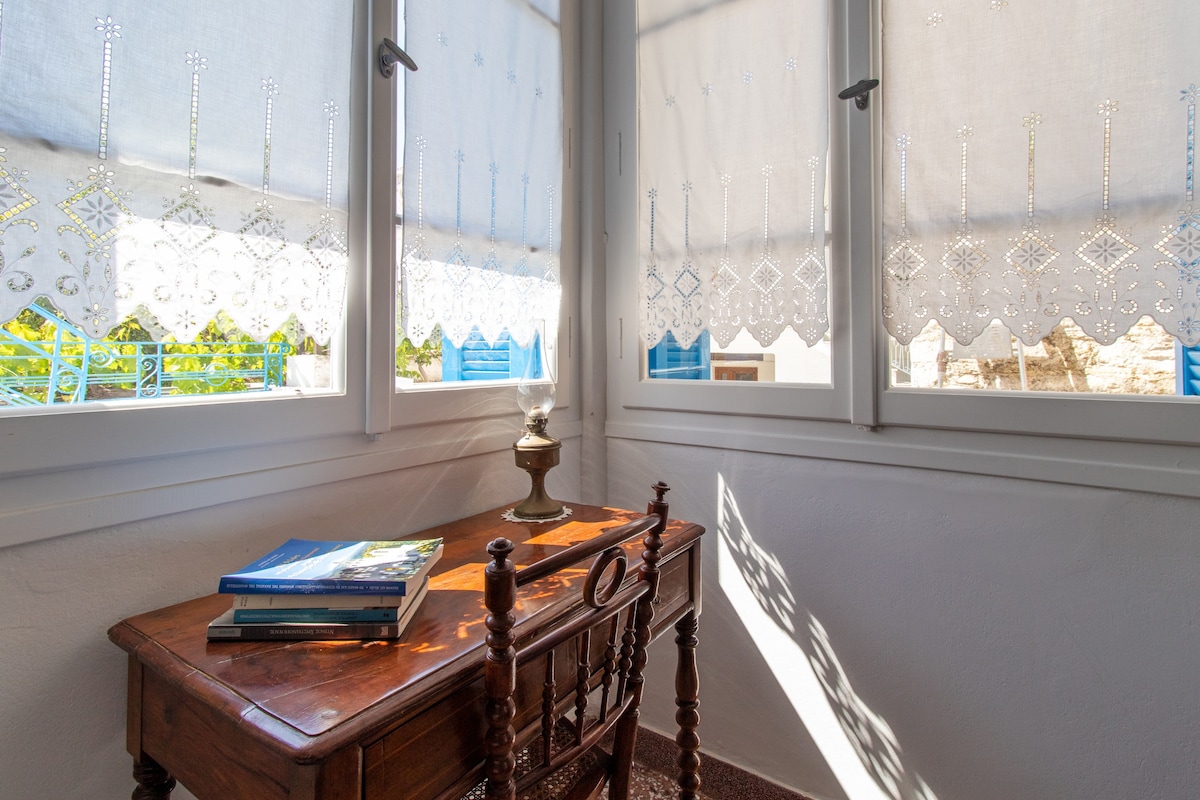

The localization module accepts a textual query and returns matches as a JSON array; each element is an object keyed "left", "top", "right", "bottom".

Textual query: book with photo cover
[
  {"left": 207, "top": 579, "right": 430, "bottom": 641},
  {"left": 217, "top": 538, "right": 443, "bottom": 595}
]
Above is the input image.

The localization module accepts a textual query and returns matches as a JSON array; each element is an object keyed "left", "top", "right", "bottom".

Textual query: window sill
[
  {"left": 0, "top": 416, "right": 582, "bottom": 550},
  {"left": 605, "top": 413, "right": 1200, "bottom": 499}
]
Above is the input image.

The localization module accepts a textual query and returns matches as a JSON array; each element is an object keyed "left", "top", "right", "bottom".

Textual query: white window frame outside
[{"left": 605, "top": 0, "right": 1200, "bottom": 500}]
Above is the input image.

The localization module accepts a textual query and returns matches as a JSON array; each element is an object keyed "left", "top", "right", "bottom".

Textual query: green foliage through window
[
  {"left": 396, "top": 326, "right": 442, "bottom": 382},
  {"left": 0, "top": 300, "right": 319, "bottom": 405}
]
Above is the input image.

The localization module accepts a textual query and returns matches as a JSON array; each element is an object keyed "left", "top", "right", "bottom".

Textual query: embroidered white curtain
[
  {"left": 882, "top": 1, "right": 1200, "bottom": 348},
  {"left": 399, "top": 0, "right": 563, "bottom": 349},
  {"left": 0, "top": 1, "right": 353, "bottom": 344},
  {"left": 637, "top": 0, "right": 830, "bottom": 350}
]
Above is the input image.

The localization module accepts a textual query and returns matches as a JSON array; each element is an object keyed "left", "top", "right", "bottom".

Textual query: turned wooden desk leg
[
  {"left": 132, "top": 754, "right": 176, "bottom": 800},
  {"left": 675, "top": 610, "right": 701, "bottom": 800}
]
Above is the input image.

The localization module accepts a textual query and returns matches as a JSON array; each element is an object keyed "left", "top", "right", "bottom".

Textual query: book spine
[
  {"left": 206, "top": 621, "right": 402, "bottom": 641},
  {"left": 232, "top": 593, "right": 404, "bottom": 610},
  {"left": 232, "top": 607, "right": 402, "bottom": 623},
  {"left": 217, "top": 578, "right": 409, "bottom": 595}
]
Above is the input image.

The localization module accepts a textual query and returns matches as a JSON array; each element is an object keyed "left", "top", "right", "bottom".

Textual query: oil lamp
[{"left": 510, "top": 324, "right": 563, "bottom": 520}]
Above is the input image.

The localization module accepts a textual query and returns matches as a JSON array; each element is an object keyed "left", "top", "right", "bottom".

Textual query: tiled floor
[
  {"left": 602, "top": 762, "right": 715, "bottom": 799},
  {"left": 627, "top": 728, "right": 811, "bottom": 800}
]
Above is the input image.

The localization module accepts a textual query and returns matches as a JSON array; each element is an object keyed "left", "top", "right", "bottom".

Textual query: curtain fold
[
  {"left": 399, "top": 0, "right": 563, "bottom": 350},
  {"left": 637, "top": 0, "right": 831, "bottom": 350},
  {"left": 882, "top": 1, "right": 1200, "bottom": 349},
  {"left": 0, "top": 1, "right": 353, "bottom": 344}
]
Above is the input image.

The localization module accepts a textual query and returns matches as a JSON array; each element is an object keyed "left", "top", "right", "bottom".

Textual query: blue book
[
  {"left": 218, "top": 538, "right": 443, "bottom": 595},
  {"left": 208, "top": 580, "right": 431, "bottom": 641}
]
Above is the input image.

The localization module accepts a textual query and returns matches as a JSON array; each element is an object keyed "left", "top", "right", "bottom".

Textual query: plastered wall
[
  {"left": 613, "top": 439, "right": 1200, "bottom": 800},
  {"left": 0, "top": 446, "right": 577, "bottom": 800},
  {"left": 4, "top": 434, "right": 1198, "bottom": 800}
]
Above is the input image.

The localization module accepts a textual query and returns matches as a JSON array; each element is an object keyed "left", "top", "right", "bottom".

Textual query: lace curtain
[
  {"left": 399, "top": 0, "right": 563, "bottom": 350},
  {"left": 882, "top": 1, "right": 1200, "bottom": 348},
  {"left": 0, "top": 1, "right": 353, "bottom": 344},
  {"left": 637, "top": 0, "right": 830, "bottom": 350}
]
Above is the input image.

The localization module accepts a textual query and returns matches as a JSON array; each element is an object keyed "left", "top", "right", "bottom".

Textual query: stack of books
[{"left": 207, "top": 537, "right": 444, "bottom": 641}]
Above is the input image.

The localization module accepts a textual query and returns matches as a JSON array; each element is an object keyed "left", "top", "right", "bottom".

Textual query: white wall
[
  {"left": 0, "top": 445, "right": 579, "bottom": 800},
  {"left": 611, "top": 439, "right": 1200, "bottom": 800},
  {"left": 8, "top": 418, "right": 1200, "bottom": 800}
]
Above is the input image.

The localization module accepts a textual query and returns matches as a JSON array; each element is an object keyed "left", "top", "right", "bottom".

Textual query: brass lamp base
[{"left": 511, "top": 421, "right": 564, "bottom": 521}]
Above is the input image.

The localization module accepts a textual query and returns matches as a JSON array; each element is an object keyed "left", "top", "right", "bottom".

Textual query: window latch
[
  {"left": 838, "top": 78, "right": 879, "bottom": 110},
  {"left": 379, "top": 38, "right": 418, "bottom": 78}
]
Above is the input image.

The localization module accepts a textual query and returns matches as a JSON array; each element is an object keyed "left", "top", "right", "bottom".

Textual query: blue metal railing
[{"left": 0, "top": 306, "right": 290, "bottom": 406}]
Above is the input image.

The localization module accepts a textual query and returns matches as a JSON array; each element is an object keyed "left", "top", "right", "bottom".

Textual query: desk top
[{"left": 109, "top": 502, "right": 704, "bottom": 764}]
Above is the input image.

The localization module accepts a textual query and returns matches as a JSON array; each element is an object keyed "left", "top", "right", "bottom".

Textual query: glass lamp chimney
[{"left": 517, "top": 378, "right": 555, "bottom": 424}]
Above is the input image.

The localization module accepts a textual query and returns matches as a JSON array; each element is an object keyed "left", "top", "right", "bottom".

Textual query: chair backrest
[{"left": 481, "top": 482, "right": 672, "bottom": 800}]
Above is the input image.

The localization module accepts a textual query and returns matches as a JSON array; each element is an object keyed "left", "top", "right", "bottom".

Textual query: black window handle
[
  {"left": 379, "top": 38, "right": 418, "bottom": 78},
  {"left": 838, "top": 78, "right": 879, "bottom": 110}
]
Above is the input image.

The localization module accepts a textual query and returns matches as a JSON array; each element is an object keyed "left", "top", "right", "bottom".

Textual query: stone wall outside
[{"left": 899, "top": 317, "right": 1178, "bottom": 395}]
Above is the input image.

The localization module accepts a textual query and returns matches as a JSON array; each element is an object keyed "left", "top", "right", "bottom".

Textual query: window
[
  {"left": 393, "top": 0, "right": 565, "bottom": 390},
  {"left": 607, "top": 0, "right": 1200, "bottom": 494},
  {"left": 0, "top": 1, "right": 352, "bottom": 406},
  {"left": 608, "top": 0, "right": 853, "bottom": 423},
  {"left": 628, "top": 0, "right": 1200, "bottom": 401},
  {"left": 635, "top": 0, "right": 835, "bottom": 389},
  {"left": 875, "top": 0, "right": 1200, "bottom": 446},
  {"left": 0, "top": 4, "right": 373, "bottom": 543},
  {"left": 0, "top": 1, "right": 581, "bottom": 543},
  {"left": 881, "top": 1, "right": 1200, "bottom": 402}
]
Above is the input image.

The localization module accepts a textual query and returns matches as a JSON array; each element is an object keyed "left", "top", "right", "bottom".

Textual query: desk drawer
[
  {"left": 650, "top": 546, "right": 697, "bottom": 635},
  {"left": 363, "top": 676, "right": 486, "bottom": 800}
]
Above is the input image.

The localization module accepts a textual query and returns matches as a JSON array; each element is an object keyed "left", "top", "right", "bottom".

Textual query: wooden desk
[{"left": 109, "top": 502, "right": 704, "bottom": 800}]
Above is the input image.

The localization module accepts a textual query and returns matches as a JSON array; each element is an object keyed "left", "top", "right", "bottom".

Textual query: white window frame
[
  {"left": 609, "top": 0, "right": 864, "bottom": 424},
  {"left": 866, "top": 0, "right": 1200, "bottom": 449},
  {"left": 378, "top": 1, "right": 578, "bottom": 439},
  {"left": 604, "top": 0, "right": 862, "bottom": 425},
  {"left": 605, "top": 0, "right": 1200, "bottom": 500},
  {"left": 0, "top": 0, "right": 582, "bottom": 548}
]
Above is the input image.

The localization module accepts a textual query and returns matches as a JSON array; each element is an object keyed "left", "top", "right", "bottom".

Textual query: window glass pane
[
  {"left": 395, "top": 0, "right": 563, "bottom": 387},
  {"left": 0, "top": 299, "right": 315, "bottom": 404},
  {"left": 881, "top": 1, "right": 1200, "bottom": 399},
  {"left": 0, "top": 2, "right": 352, "bottom": 407},
  {"left": 889, "top": 318, "right": 1184, "bottom": 396},
  {"left": 398, "top": 325, "right": 546, "bottom": 386},
  {"left": 645, "top": 327, "right": 833, "bottom": 384},
  {"left": 636, "top": 0, "right": 832, "bottom": 385}
]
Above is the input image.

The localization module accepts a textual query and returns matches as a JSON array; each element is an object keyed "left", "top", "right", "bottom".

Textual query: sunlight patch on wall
[{"left": 716, "top": 472, "right": 938, "bottom": 800}]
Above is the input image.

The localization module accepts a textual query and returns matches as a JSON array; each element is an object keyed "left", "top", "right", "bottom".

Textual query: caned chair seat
[
  {"left": 462, "top": 720, "right": 604, "bottom": 800},
  {"left": 471, "top": 483, "right": 673, "bottom": 800}
]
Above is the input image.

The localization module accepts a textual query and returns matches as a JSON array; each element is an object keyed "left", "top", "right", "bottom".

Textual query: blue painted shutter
[
  {"left": 1179, "top": 344, "right": 1200, "bottom": 395},
  {"left": 647, "top": 331, "right": 711, "bottom": 380},
  {"left": 442, "top": 330, "right": 541, "bottom": 382}
]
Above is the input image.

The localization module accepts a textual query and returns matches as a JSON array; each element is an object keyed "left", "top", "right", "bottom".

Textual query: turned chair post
[
  {"left": 484, "top": 538, "right": 518, "bottom": 800},
  {"left": 608, "top": 482, "right": 669, "bottom": 800}
]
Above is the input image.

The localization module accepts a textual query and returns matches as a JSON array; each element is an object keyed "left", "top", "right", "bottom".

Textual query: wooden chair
[{"left": 472, "top": 483, "right": 672, "bottom": 800}]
